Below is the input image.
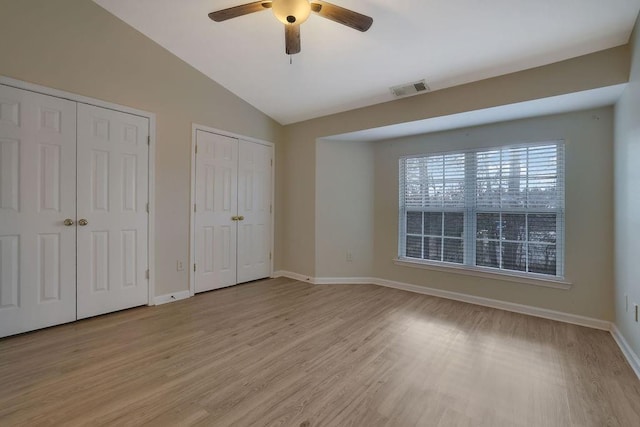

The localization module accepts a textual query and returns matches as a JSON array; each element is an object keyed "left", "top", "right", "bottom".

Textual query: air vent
[{"left": 390, "top": 79, "right": 430, "bottom": 98}]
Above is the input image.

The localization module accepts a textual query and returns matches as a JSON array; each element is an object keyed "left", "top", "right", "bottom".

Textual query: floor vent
[{"left": 390, "top": 79, "right": 430, "bottom": 98}]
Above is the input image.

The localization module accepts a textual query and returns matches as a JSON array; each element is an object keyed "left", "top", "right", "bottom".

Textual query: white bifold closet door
[
  {"left": 0, "top": 85, "right": 77, "bottom": 337},
  {"left": 237, "top": 139, "right": 272, "bottom": 283},
  {"left": 194, "top": 131, "right": 238, "bottom": 292},
  {"left": 0, "top": 83, "right": 150, "bottom": 337},
  {"left": 76, "top": 104, "right": 149, "bottom": 319},
  {"left": 194, "top": 130, "right": 272, "bottom": 293}
]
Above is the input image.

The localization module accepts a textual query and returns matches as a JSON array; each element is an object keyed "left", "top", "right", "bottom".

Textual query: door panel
[
  {"left": 0, "top": 85, "right": 77, "bottom": 337},
  {"left": 76, "top": 104, "right": 149, "bottom": 319},
  {"left": 237, "top": 140, "right": 272, "bottom": 283},
  {"left": 194, "top": 131, "right": 238, "bottom": 293}
]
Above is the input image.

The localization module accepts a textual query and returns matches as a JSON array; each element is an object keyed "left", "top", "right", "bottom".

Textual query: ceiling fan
[{"left": 209, "top": 0, "right": 373, "bottom": 55}]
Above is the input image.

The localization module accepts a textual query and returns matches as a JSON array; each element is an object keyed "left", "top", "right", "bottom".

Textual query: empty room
[{"left": 2, "top": 0, "right": 640, "bottom": 425}]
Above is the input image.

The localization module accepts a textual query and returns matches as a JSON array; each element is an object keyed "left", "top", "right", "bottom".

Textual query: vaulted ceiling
[{"left": 93, "top": 0, "right": 640, "bottom": 125}]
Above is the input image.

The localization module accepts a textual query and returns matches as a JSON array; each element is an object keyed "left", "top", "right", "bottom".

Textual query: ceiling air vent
[{"left": 390, "top": 79, "right": 430, "bottom": 98}]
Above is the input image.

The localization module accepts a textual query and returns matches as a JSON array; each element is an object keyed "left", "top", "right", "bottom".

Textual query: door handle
[
  {"left": 238, "top": 216, "right": 245, "bottom": 221},
  {"left": 64, "top": 218, "right": 74, "bottom": 226},
  {"left": 231, "top": 216, "right": 238, "bottom": 221},
  {"left": 78, "top": 219, "right": 88, "bottom": 226}
]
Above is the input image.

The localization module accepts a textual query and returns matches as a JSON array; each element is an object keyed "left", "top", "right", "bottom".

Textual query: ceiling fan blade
[
  {"left": 310, "top": 1, "right": 373, "bottom": 32},
  {"left": 209, "top": 1, "right": 272, "bottom": 22},
  {"left": 285, "top": 24, "right": 301, "bottom": 55}
]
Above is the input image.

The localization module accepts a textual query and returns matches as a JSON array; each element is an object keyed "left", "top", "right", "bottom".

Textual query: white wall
[
  {"left": 614, "top": 20, "right": 640, "bottom": 355},
  {"left": 316, "top": 140, "right": 374, "bottom": 277}
]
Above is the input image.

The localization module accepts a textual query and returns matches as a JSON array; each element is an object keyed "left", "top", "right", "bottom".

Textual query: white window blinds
[
  {"left": 399, "top": 141, "right": 565, "bottom": 278},
  {"left": 475, "top": 144, "right": 564, "bottom": 211},
  {"left": 404, "top": 153, "right": 466, "bottom": 209}
]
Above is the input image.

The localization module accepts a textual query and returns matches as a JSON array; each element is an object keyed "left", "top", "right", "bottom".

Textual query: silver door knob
[
  {"left": 78, "top": 219, "right": 88, "bottom": 226},
  {"left": 64, "top": 218, "right": 74, "bottom": 226}
]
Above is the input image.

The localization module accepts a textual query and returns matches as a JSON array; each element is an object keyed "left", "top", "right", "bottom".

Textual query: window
[{"left": 399, "top": 142, "right": 564, "bottom": 278}]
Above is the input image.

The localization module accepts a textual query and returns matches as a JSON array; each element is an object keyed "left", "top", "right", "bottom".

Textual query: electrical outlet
[
  {"left": 176, "top": 261, "right": 184, "bottom": 271},
  {"left": 346, "top": 251, "right": 353, "bottom": 262}
]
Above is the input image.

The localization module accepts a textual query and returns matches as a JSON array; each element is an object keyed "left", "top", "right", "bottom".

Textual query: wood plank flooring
[{"left": 1, "top": 278, "right": 639, "bottom": 426}]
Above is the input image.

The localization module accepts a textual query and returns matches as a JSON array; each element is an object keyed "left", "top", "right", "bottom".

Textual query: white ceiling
[{"left": 93, "top": 0, "right": 640, "bottom": 125}]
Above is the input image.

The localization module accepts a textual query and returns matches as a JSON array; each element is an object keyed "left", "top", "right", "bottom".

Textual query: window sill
[{"left": 393, "top": 258, "right": 572, "bottom": 290}]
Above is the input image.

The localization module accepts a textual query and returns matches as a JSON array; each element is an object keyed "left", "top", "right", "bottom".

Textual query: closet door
[
  {"left": 194, "top": 131, "right": 238, "bottom": 293},
  {"left": 76, "top": 104, "right": 149, "bottom": 319},
  {"left": 237, "top": 140, "right": 272, "bottom": 283},
  {"left": 0, "top": 85, "right": 77, "bottom": 337}
]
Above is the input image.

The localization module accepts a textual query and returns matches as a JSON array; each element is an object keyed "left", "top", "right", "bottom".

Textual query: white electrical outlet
[
  {"left": 346, "top": 251, "right": 353, "bottom": 262},
  {"left": 177, "top": 261, "right": 184, "bottom": 271}
]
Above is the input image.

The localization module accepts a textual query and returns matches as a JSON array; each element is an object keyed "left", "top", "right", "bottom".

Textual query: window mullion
[
  {"left": 557, "top": 210, "right": 564, "bottom": 277},
  {"left": 498, "top": 212, "right": 503, "bottom": 269},
  {"left": 399, "top": 159, "right": 406, "bottom": 258},
  {"left": 525, "top": 213, "right": 529, "bottom": 273},
  {"left": 441, "top": 156, "right": 445, "bottom": 261},
  {"left": 421, "top": 211, "right": 425, "bottom": 260},
  {"left": 464, "top": 151, "right": 476, "bottom": 266},
  {"left": 525, "top": 148, "right": 530, "bottom": 274},
  {"left": 441, "top": 210, "right": 445, "bottom": 262}
]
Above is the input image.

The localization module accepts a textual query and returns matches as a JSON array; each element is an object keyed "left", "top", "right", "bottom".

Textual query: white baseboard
[
  {"left": 272, "top": 272, "right": 375, "bottom": 285},
  {"left": 154, "top": 290, "right": 191, "bottom": 305},
  {"left": 274, "top": 271, "right": 610, "bottom": 330},
  {"left": 272, "top": 270, "right": 316, "bottom": 283},
  {"left": 314, "top": 277, "right": 376, "bottom": 285},
  {"left": 371, "top": 278, "right": 611, "bottom": 331},
  {"left": 611, "top": 324, "right": 640, "bottom": 380}
]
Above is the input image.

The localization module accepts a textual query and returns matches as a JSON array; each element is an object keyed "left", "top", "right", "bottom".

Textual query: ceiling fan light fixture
[{"left": 272, "top": 0, "right": 311, "bottom": 25}]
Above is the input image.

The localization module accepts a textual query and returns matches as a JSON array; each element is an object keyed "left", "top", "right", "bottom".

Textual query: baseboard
[
  {"left": 272, "top": 272, "right": 375, "bottom": 285},
  {"left": 272, "top": 270, "right": 316, "bottom": 283},
  {"left": 154, "top": 290, "right": 191, "bottom": 305},
  {"left": 314, "top": 277, "right": 376, "bottom": 285},
  {"left": 611, "top": 324, "right": 640, "bottom": 380},
  {"left": 272, "top": 272, "right": 610, "bottom": 331},
  {"left": 372, "top": 278, "right": 610, "bottom": 330}
]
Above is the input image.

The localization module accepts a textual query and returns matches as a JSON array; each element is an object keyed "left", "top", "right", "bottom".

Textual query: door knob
[
  {"left": 64, "top": 218, "right": 74, "bottom": 226},
  {"left": 78, "top": 219, "right": 88, "bottom": 226},
  {"left": 238, "top": 216, "right": 245, "bottom": 221},
  {"left": 231, "top": 216, "right": 239, "bottom": 221}
]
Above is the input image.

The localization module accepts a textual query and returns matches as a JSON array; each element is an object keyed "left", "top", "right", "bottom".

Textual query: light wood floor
[{"left": 1, "top": 278, "right": 639, "bottom": 426}]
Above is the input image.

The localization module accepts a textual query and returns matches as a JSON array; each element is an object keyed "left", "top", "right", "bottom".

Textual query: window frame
[{"left": 398, "top": 141, "right": 565, "bottom": 281}]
